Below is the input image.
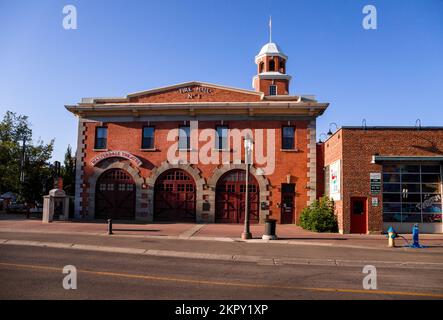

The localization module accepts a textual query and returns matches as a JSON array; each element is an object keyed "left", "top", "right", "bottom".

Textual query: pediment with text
[{"left": 127, "top": 82, "right": 262, "bottom": 103}]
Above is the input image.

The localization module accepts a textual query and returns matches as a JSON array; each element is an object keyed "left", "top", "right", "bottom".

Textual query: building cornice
[
  {"left": 253, "top": 73, "right": 292, "bottom": 81},
  {"left": 255, "top": 53, "right": 288, "bottom": 64},
  {"left": 65, "top": 101, "right": 329, "bottom": 118}
]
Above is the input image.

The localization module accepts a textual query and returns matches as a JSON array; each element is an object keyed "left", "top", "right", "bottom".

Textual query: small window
[
  {"left": 259, "top": 62, "right": 264, "bottom": 73},
  {"left": 269, "top": 85, "right": 277, "bottom": 96},
  {"left": 216, "top": 125, "right": 228, "bottom": 150},
  {"left": 178, "top": 126, "right": 190, "bottom": 150},
  {"left": 142, "top": 126, "right": 155, "bottom": 149},
  {"left": 95, "top": 127, "right": 107, "bottom": 149},
  {"left": 282, "top": 126, "right": 295, "bottom": 150},
  {"left": 269, "top": 59, "right": 275, "bottom": 71}
]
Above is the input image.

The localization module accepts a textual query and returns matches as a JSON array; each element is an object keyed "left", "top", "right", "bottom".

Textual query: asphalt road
[{"left": 1, "top": 245, "right": 443, "bottom": 300}]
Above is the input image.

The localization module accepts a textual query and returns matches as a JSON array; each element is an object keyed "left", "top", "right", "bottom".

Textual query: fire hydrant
[{"left": 387, "top": 226, "right": 398, "bottom": 247}]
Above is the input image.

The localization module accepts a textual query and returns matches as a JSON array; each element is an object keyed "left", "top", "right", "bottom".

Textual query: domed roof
[
  {"left": 258, "top": 42, "right": 282, "bottom": 55},
  {"left": 255, "top": 42, "right": 288, "bottom": 61}
]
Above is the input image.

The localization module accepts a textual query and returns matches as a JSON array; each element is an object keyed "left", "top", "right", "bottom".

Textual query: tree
[
  {"left": 0, "top": 111, "right": 54, "bottom": 203},
  {"left": 61, "top": 145, "right": 76, "bottom": 196}
]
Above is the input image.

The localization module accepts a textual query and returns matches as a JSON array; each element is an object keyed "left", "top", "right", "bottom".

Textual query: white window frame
[{"left": 269, "top": 85, "right": 277, "bottom": 96}]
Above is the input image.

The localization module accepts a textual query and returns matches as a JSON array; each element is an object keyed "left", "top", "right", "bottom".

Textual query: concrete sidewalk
[{"left": 1, "top": 214, "right": 443, "bottom": 250}]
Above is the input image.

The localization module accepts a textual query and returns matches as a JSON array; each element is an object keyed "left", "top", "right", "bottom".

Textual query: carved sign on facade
[
  {"left": 90, "top": 150, "right": 143, "bottom": 167},
  {"left": 178, "top": 86, "right": 213, "bottom": 99}
]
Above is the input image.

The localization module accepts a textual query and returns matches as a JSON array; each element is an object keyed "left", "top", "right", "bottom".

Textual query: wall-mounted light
[
  {"left": 415, "top": 119, "right": 421, "bottom": 130},
  {"left": 327, "top": 122, "right": 338, "bottom": 136},
  {"left": 318, "top": 133, "right": 328, "bottom": 143},
  {"left": 362, "top": 118, "right": 367, "bottom": 130}
]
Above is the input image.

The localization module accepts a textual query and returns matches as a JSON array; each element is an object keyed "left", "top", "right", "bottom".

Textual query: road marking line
[{"left": 0, "top": 262, "right": 442, "bottom": 298}]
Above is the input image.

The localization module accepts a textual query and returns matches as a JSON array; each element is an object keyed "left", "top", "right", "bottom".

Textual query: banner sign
[{"left": 329, "top": 160, "right": 341, "bottom": 201}]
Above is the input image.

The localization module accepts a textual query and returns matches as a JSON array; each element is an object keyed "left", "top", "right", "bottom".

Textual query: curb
[
  {"left": 0, "top": 227, "right": 409, "bottom": 251},
  {"left": 2, "top": 238, "right": 443, "bottom": 270}
]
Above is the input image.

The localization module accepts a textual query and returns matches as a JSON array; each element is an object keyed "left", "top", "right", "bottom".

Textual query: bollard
[
  {"left": 387, "top": 226, "right": 397, "bottom": 247},
  {"left": 262, "top": 218, "right": 277, "bottom": 240},
  {"left": 107, "top": 218, "right": 113, "bottom": 235},
  {"left": 411, "top": 223, "right": 422, "bottom": 248}
]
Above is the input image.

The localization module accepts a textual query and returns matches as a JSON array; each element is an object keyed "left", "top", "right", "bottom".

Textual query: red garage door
[
  {"left": 95, "top": 169, "right": 135, "bottom": 220},
  {"left": 215, "top": 170, "right": 259, "bottom": 223},
  {"left": 154, "top": 169, "right": 196, "bottom": 222}
]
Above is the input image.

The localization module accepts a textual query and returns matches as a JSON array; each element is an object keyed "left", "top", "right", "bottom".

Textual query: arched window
[
  {"left": 279, "top": 60, "right": 286, "bottom": 73},
  {"left": 269, "top": 59, "right": 275, "bottom": 71},
  {"left": 259, "top": 62, "right": 264, "bottom": 73}
]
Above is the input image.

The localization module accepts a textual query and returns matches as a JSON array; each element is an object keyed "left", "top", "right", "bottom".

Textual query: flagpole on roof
[{"left": 269, "top": 16, "right": 272, "bottom": 43}]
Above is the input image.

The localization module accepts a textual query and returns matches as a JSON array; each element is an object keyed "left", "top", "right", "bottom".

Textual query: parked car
[
  {"left": 30, "top": 202, "right": 43, "bottom": 214},
  {"left": 6, "top": 202, "right": 28, "bottom": 213}
]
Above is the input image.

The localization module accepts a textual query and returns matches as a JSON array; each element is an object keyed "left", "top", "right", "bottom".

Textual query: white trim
[
  {"left": 254, "top": 73, "right": 292, "bottom": 81},
  {"left": 128, "top": 81, "right": 262, "bottom": 98},
  {"left": 79, "top": 81, "right": 264, "bottom": 105},
  {"left": 66, "top": 101, "right": 328, "bottom": 110},
  {"left": 255, "top": 52, "right": 288, "bottom": 63}
]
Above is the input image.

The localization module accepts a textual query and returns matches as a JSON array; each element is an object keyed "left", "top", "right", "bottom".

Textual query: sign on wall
[
  {"left": 370, "top": 172, "right": 381, "bottom": 195},
  {"left": 329, "top": 160, "right": 341, "bottom": 201},
  {"left": 371, "top": 197, "right": 379, "bottom": 207},
  {"left": 90, "top": 150, "right": 143, "bottom": 167},
  {"left": 178, "top": 86, "right": 214, "bottom": 100}
]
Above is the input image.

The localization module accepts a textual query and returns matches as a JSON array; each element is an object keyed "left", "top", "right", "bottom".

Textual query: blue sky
[{"left": 0, "top": 0, "right": 442, "bottom": 161}]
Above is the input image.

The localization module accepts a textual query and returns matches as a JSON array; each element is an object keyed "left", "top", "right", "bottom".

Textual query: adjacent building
[{"left": 319, "top": 127, "right": 443, "bottom": 234}]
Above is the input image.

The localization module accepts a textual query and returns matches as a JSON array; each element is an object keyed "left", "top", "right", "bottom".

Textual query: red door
[
  {"left": 280, "top": 183, "right": 295, "bottom": 224},
  {"left": 215, "top": 170, "right": 259, "bottom": 223},
  {"left": 350, "top": 197, "right": 367, "bottom": 234},
  {"left": 95, "top": 169, "right": 135, "bottom": 220},
  {"left": 154, "top": 169, "right": 196, "bottom": 222}
]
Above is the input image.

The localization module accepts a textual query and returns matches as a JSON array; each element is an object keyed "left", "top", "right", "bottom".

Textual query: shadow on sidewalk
[
  {"left": 277, "top": 237, "right": 348, "bottom": 241},
  {"left": 112, "top": 229, "right": 160, "bottom": 232}
]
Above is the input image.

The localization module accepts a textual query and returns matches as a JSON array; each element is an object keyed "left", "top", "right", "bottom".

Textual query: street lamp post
[{"left": 242, "top": 135, "right": 253, "bottom": 240}]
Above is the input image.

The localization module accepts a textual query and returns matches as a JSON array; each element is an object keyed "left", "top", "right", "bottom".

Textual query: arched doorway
[
  {"left": 215, "top": 169, "right": 259, "bottom": 223},
  {"left": 95, "top": 168, "right": 135, "bottom": 220},
  {"left": 154, "top": 169, "right": 196, "bottom": 222}
]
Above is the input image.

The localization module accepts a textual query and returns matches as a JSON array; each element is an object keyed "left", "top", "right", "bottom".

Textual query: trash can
[{"left": 262, "top": 218, "right": 277, "bottom": 240}]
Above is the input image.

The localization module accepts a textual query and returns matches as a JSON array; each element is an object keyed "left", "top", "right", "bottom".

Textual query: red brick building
[
  {"left": 319, "top": 127, "right": 443, "bottom": 234},
  {"left": 66, "top": 41, "right": 328, "bottom": 224}
]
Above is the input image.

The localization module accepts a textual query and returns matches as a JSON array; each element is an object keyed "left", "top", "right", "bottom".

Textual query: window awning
[{"left": 372, "top": 155, "right": 443, "bottom": 163}]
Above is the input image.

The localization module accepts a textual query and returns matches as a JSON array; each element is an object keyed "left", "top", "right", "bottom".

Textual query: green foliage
[
  {"left": 300, "top": 196, "right": 338, "bottom": 232},
  {"left": 61, "top": 145, "right": 76, "bottom": 196},
  {"left": 0, "top": 111, "right": 54, "bottom": 202}
]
